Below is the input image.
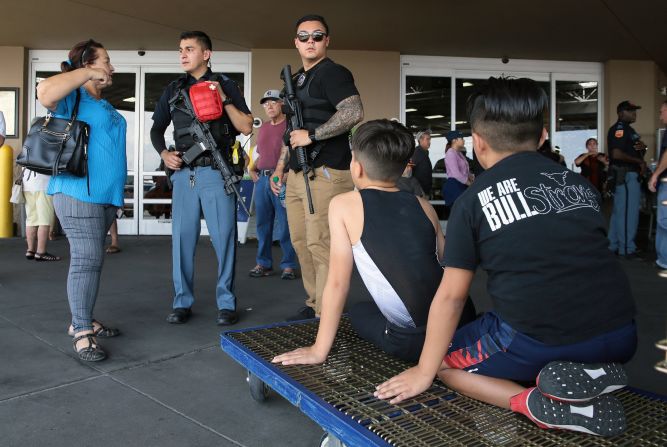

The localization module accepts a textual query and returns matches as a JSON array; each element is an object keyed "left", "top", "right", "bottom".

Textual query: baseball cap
[
  {"left": 616, "top": 100, "right": 641, "bottom": 113},
  {"left": 415, "top": 129, "right": 431, "bottom": 141},
  {"left": 446, "top": 130, "right": 464, "bottom": 142},
  {"left": 260, "top": 89, "right": 282, "bottom": 104}
]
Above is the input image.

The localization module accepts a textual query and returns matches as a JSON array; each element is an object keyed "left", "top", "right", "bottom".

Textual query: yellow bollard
[{"left": 0, "top": 144, "right": 14, "bottom": 237}]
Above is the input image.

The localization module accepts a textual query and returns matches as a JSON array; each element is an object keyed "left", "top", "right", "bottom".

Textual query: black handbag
[{"left": 17, "top": 89, "right": 89, "bottom": 179}]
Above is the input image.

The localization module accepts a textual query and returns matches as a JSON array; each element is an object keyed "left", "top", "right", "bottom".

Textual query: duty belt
[{"left": 188, "top": 155, "right": 215, "bottom": 168}]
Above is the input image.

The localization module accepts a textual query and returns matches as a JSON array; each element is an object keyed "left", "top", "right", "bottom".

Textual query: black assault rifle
[
  {"left": 172, "top": 91, "right": 251, "bottom": 216},
  {"left": 281, "top": 64, "right": 314, "bottom": 214}
]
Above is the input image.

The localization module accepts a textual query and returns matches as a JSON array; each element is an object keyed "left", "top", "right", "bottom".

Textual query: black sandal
[
  {"left": 25, "top": 250, "right": 35, "bottom": 260},
  {"left": 67, "top": 320, "right": 120, "bottom": 338},
  {"left": 34, "top": 252, "right": 61, "bottom": 262},
  {"left": 72, "top": 334, "right": 106, "bottom": 362}
]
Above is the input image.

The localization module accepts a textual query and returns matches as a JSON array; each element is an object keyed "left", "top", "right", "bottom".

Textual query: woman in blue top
[{"left": 38, "top": 39, "right": 126, "bottom": 362}]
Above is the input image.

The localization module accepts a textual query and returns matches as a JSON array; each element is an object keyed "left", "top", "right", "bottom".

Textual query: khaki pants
[{"left": 286, "top": 166, "right": 354, "bottom": 314}]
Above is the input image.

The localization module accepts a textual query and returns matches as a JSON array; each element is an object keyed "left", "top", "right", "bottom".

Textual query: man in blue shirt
[{"left": 150, "top": 31, "right": 252, "bottom": 326}]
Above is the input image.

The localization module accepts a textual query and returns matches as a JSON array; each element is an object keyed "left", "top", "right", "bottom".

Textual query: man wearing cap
[
  {"left": 607, "top": 100, "right": 647, "bottom": 259},
  {"left": 442, "top": 130, "right": 472, "bottom": 207},
  {"left": 248, "top": 90, "right": 297, "bottom": 280},
  {"left": 271, "top": 14, "right": 363, "bottom": 320},
  {"left": 412, "top": 130, "right": 433, "bottom": 196}
]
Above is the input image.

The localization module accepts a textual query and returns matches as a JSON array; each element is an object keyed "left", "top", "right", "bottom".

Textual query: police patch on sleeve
[{"left": 615, "top": 129, "right": 624, "bottom": 138}]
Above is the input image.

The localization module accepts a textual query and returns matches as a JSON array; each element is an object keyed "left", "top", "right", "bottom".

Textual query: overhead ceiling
[{"left": 2, "top": 1, "right": 666, "bottom": 73}]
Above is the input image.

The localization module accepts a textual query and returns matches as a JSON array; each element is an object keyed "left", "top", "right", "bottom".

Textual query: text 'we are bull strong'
[{"left": 478, "top": 171, "right": 600, "bottom": 232}]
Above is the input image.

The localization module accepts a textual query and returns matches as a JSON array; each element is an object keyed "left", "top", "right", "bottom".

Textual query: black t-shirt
[
  {"left": 289, "top": 59, "right": 359, "bottom": 171},
  {"left": 411, "top": 146, "right": 433, "bottom": 195},
  {"left": 444, "top": 151, "right": 635, "bottom": 345},
  {"left": 607, "top": 120, "right": 642, "bottom": 172}
]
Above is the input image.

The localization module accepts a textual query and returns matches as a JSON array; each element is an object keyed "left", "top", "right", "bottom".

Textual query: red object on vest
[{"left": 189, "top": 81, "right": 224, "bottom": 122}]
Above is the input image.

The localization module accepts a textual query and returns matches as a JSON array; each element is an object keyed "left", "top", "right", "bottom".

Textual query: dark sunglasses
[{"left": 296, "top": 31, "right": 327, "bottom": 43}]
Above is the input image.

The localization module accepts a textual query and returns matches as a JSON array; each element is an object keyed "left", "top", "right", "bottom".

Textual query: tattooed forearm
[
  {"left": 275, "top": 145, "right": 290, "bottom": 172},
  {"left": 315, "top": 95, "right": 364, "bottom": 141}
]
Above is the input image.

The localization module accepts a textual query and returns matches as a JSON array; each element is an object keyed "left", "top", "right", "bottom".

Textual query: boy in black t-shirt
[{"left": 376, "top": 78, "right": 637, "bottom": 437}]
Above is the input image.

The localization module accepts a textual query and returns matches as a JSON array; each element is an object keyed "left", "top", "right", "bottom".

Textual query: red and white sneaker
[
  {"left": 536, "top": 361, "right": 627, "bottom": 403},
  {"left": 511, "top": 387, "right": 626, "bottom": 437}
]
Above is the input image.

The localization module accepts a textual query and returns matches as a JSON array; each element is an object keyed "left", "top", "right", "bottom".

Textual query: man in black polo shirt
[
  {"left": 272, "top": 14, "right": 363, "bottom": 320},
  {"left": 151, "top": 31, "right": 252, "bottom": 326},
  {"left": 607, "top": 100, "right": 647, "bottom": 258}
]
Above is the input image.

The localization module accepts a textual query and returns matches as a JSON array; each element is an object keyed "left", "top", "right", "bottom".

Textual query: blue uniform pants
[
  {"left": 608, "top": 172, "right": 641, "bottom": 255},
  {"left": 171, "top": 166, "right": 237, "bottom": 311},
  {"left": 254, "top": 174, "right": 296, "bottom": 270},
  {"left": 657, "top": 182, "right": 667, "bottom": 268}
]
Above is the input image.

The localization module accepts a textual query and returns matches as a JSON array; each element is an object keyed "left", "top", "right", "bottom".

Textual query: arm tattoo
[
  {"left": 275, "top": 145, "right": 290, "bottom": 171},
  {"left": 315, "top": 95, "right": 364, "bottom": 141}
]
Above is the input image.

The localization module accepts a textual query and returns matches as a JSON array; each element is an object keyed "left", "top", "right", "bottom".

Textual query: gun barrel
[{"left": 282, "top": 65, "right": 295, "bottom": 97}]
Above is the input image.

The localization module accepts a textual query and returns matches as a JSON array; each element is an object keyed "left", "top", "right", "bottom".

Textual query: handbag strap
[{"left": 70, "top": 88, "right": 82, "bottom": 122}]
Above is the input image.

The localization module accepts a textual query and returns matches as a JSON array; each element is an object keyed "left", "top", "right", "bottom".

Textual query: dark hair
[
  {"left": 62, "top": 39, "right": 104, "bottom": 73},
  {"left": 351, "top": 119, "right": 415, "bottom": 182},
  {"left": 467, "top": 77, "right": 548, "bottom": 152},
  {"left": 585, "top": 137, "right": 597, "bottom": 147},
  {"left": 180, "top": 31, "right": 213, "bottom": 52},
  {"left": 295, "top": 14, "right": 329, "bottom": 35}
]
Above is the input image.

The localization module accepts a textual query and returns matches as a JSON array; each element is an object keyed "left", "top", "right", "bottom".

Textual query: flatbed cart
[{"left": 221, "top": 317, "right": 667, "bottom": 447}]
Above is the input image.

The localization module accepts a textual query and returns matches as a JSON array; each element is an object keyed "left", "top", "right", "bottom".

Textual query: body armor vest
[
  {"left": 295, "top": 59, "right": 337, "bottom": 133},
  {"left": 170, "top": 74, "right": 234, "bottom": 153}
]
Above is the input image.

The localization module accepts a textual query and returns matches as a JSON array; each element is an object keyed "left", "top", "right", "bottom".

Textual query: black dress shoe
[
  {"left": 166, "top": 307, "right": 191, "bottom": 324},
  {"left": 216, "top": 309, "right": 239, "bottom": 326}
]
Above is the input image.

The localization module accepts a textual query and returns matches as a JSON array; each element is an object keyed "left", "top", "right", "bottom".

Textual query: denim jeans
[
  {"left": 254, "top": 174, "right": 296, "bottom": 270},
  {"left": 657, "top": 181, "right": 667, "bottom": 268}
]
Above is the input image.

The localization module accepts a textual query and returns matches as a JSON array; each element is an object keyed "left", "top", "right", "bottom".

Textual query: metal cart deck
[{"left": 221, "top": 317, "right": 667, "bottom": 446}]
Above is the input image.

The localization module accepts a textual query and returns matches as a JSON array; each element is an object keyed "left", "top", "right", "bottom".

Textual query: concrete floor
[{"left": 0, "top": 235, "right": 665, "bottom": 447}]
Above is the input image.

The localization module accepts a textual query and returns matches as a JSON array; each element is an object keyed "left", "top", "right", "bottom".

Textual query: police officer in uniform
[
  {"left": 151, "top": 31, "right": 252, "bottom": 325},
  {"left": 607, "top": 100, "right": 647, "bottom": 259},
  {"left": 271, "top": 14, "right": 363, "bottom": 320}
]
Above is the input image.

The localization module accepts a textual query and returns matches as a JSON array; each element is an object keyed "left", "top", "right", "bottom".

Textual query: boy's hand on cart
[
  {"left": 272, "top": 345, "right": 327, "bottom": 365},
  {"left": 374, "top": 366, "right": 434, "bottom": 405}
]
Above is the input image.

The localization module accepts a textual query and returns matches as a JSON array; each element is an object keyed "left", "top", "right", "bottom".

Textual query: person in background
[
  {"left": 106, "top": 219, "right": 121, "bottom": 254},
  {"left": 575, "top": 138, "right": 608, "bottom": 193},
  {"left": 22, "top": 170, "right": 60, "bottom": 261},
  {"left": 648, "top": 100, "right": 667, "bottom": 278},
  {"left": 442, "top": 130, "right": 472, "bottom": 208},
  {"left": 38, "top": 39, "right": 125, "bottom": 362},
  {"left": 412, "top": 130, "right": 433, "bottom": 196},
  {"left": 248, "top": 89, "right": 297, "bottom": 280}
]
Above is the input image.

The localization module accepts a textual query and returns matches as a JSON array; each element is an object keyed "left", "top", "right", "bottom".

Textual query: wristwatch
[
  {"left": 308, "top": 132, "right": 317, "bottom": 143},
  {"left": 222, "top": 97, "right": 233, "bottom": 106}
]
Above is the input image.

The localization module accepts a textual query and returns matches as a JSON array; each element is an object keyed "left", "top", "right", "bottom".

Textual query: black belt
[
  {"left": 189, "top": 155, "right": 215, "bottom": 168},
  {"left": 258, "top": 169, "right": 273, "bottom": 176}
]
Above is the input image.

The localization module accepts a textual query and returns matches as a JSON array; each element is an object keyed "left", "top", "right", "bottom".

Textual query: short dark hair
[
  {"left": 351, "top": 119, "right": 415, "bottom": 183},
  {"left": 295, "top": 14, "right": 329, "bottom": 35},
  {"left": 180, "top": 31, "right": 212, "bottom": 52},
  {"left": 585, "top": 137, "right": 597, "bottom": 147},
  {"left": 467, "top": 77, "right": 548, "bottom": 152}
]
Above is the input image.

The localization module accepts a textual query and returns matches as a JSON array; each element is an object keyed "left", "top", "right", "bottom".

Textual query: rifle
[
  {"left": 281, "top": 64, "right": 314, "bottom": 214},
  {"left": 175, "top": 90, "right": 251, "bottom": 217}
]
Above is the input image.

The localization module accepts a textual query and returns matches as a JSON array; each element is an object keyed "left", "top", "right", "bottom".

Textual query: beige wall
[
  {"left": 0, "top": 46, "right": 26, "bottom": 155},
  {"left": 250, "top": 49, "right": 400, "bottom": 131},
  {"left": 604, "top": 60, "right": 665, "bottom": 159}
]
